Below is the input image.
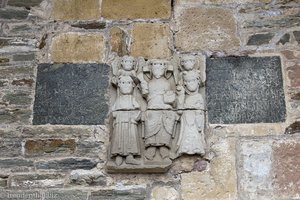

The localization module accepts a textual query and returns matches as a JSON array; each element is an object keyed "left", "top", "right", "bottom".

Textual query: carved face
[
  {"left": 151, "top": 61, "right": 166, "bottom": 79},
  {"left": 184, "top": 74, "right": 199, "bottom": 92},
  {"left": 121, "top": 56, "right": 135, "bottom": 71},
  {"left": 181, "top": 56, "right": 196, "bottom": 71},
  {"left": 118, "top": 76, "right": 134, "bottom": 95}
]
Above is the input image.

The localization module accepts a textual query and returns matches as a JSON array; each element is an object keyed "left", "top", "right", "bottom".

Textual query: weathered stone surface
[
  {"left": 71, "top": 22, "right": 106, "bottom": 30},
  {"left": 287, "top": 62, "right": 300, "bottom": 87},
  {"left": 7, "top": 0, "right": 43, "bottom": 7},
  {"left": 51, "top": 33, "right": 104, "bottom": 63},
  {"left": 238, "top": 140, "right": 273, "bottom": 200},
  {"left": 76, "top": 139, "right": 104, "bottom": 157},
  {"left": 0, "top": 0, "right": 6, "bottom": 8},
  {"left": 69, "top": 169, "right": 106, "bottom": 186},
  {"left": 13, "top": 53, "right": 35, "bottom": 61},
  {"left": 170, "top": 156, "right": 197, "bottom": 174},
  {"left": 0, "top": 80, "right": 8, "bottom": 87},
  {"left": 0, "top": 159, "right": 34, "bottom": 171},
  {"left": 0, "top": 58, "right": 9, "bottom": 63},
  {"left": 21, "top": 126, "right": 97, "bottom": 139},
  {"left": 102, "top": 0, "right": 171, "bottom": 20},
  {"left": 90, "top": 186, "right": 147, "bottom": 200},
  {"left": 0, "top": 190, "right": 42, "bottom": 200},
  {"left": 243, "top": 9, "right": 300, "bottom": 29},
  {"left": 43, "top": 190, "right": 88, "bottom": 200},
  {"left": 247, "top": 33, "right": 274, "bottom": 45},
  {"left": 131, "top": 23, "right": 171, "bottom": 59},
  {"left": 33, "top": 64, "right": 109, "bottom": 125},
  {"left": 0, "top": 109, "right": 31, "bottom": 125},
  {"left": 10, "top": 174, "right": 65, "bottom": 189},
  {"left": 212, "top": 123, "right": 286, "bottom": 137},
  {"left": 294, "top": 31, "right": 300, "bottom": 43},
  {"left": 175, "top": 7, "right": 240, "bottom": 52},
  {"left": 0, "top": 8, "right": 29, "bottom": 20},
  {"left": 176, "top": 0, "right": 272, "bottom": 4},
  {"left": 110, "top": 27, "right": 128, "bottom": 56},
  {"left": 181, "top": 138, "right": 237, "bottom": 200},
  {"left": 277, "top": 33, "right": 290, "bottom": 45},
  {"left": 0, "top": 65, "right": 34, "bottom": 79},
  {"left": 24, "top": 139, "right": 76, "bottom": 157},
  {"left": 273, "top": 140, "right": 300, "bottom": 199},
  {"left": 151, "top": 186, "right": 179, "bottom": 200},
  {"left": 285, "top": 121, "right": 300, "bottom": 134},
  {"left": 0, "top": 139, "right": 21, "bottom": 157},
  {"left": 36, "top": 158, "right": 99, "bottom": 170},
  {"left": 11, "top": 79, "right": 34, "bottom": 87},
  {"left": 206, "top": 56, "right": 286, "bottom": 124},
  {"left": 2, "top": 91, "right": 32, "bottom": 105},
  {"left": 52, "top": 0, "right": 100, "bottom": 20},
  {"left": 0, "top": 178, "right": 7, "bottom": 188}
]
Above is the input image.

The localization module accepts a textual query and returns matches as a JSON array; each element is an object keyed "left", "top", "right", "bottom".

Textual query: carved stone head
[
  {"left": 150, "top": 59, "right": 167, "bottom": 79},
  {"left": 180, "top": 55, "right": 197, "bottom": 71},
  {"left": 118, "top": 75, "right": 134, "bottom": 95},
  {"left": 183, "top": 71, "right": 200, "bottom": 93},
  {"left": 121, "top": 56, "right": 136, "bottom": 71}
]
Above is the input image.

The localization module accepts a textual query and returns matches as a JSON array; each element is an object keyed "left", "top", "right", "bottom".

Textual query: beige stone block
[
  {"left": 102, "top": 0, "right": 171, "bottom": 20},
  {"left": 239, "top": 140, "right": 274, "bottom": 200},
  {"left": 274, "top": 139, "right": 300, "bottom": 199},
  {"left": 211, "top": 123, "right": 286, "bottom": 137},
  {"left": 151, "top": 186, "right": 179, "bottom": 200},
  {"left": 52, "top": 0, "right": 100, "bottom": 21},
  {"left": 131, "top": 23, "right": 171, "bottom": 59},
  {"left": 175, "top": 7, "right": 240, "bottom": 52},
  {"left": 176, "top": 0, "right": 271, "bottom": 4},
  {"left": 51, "top": 33, "right": 104, "bottom": 63},
  {"left": 181, "top": 138, "right": 237, "bottom": 200},
  {"left": 110, "top": 27, "right": 128, "bottom": 56}
]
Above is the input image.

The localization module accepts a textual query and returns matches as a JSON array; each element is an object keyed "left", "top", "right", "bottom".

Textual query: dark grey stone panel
[
  {"left": 206, "top": 56, "right": 286, "bottom": 124},
  {"left": 33, "top": 63, "right": 109, "bottom": 125}
]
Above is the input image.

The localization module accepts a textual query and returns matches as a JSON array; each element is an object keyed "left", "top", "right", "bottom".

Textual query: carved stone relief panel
[{"left": 106, "top": 55, "right": 207, "bottom": 173}]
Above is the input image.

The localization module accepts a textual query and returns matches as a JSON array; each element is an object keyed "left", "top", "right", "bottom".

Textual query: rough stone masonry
[{"left": 0, "top": 0, "right": 300, "bottom": 199}]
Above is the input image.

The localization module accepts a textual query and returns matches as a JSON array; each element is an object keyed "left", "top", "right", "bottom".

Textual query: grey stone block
[
  {"left": 0, "top": 8, "right": 29, "bottom": 20},
  {"left": 7, "top": 0, "right": 43, "bottom": 7},
  {"left": 10, "top": 173, "right": 65, "bottom": 189},
  {"left": 206, "top": 56, "right": 286, "bottom": 124},
  {"left": 247, "top": 33, "right": 274, "bottom": 46},
  {"left": 33, "top": 63, "right": 109, "bottom": 125},
  {"left": 90, "top": 186, "right": 146, "bottom": 200},
  {"left": 36, "top": 158, "right": 99, "bottom": 170}
]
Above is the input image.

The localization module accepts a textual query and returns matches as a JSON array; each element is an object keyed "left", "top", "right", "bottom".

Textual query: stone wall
[{"left": 0, "top": 0, "right": 299, "bottom": 199}]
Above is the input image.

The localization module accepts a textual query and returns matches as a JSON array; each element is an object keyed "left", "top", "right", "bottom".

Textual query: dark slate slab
[
  {"left": 33, "top": 63, "right": 109, "bottom": 125},
  {"left": 36, "top": 158, "right": 99, "bottom": 170},
  {"left": 206, "top": 56, "right": 286, "bottom": 124}
]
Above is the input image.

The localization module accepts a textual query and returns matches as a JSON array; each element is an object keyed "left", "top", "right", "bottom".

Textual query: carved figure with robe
[
  {"left": 138, "top": 59, "right": 179, "bottom": 161},
  {"left": 176, "top": 69, "right": 206, "bottom": 156},
  {"left": 110, "top": 75, "right": 141, "bottom": 166}
]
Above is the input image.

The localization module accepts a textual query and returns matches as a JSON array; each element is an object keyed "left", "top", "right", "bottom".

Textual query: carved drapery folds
[{"left": 106, "top": 55, "right": 207, "bottom": 173}]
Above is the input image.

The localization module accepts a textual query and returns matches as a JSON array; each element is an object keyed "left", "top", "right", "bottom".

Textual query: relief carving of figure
[
  {"left": 176, "top": 56, "right": 206, "bottom": 156},
  {"left": 138, "top": 59, "right": 179, "bottom": 162},
  {"left": 110, "top": 75, "right": 141, "bottom": 166},
  {"left": 111, "top": 56, "right": 139, "bottom": 86}
]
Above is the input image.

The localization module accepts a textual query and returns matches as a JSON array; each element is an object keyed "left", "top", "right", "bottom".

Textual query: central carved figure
[{"left": 140, "top": 59, "right": 178, "bottom": 163}]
